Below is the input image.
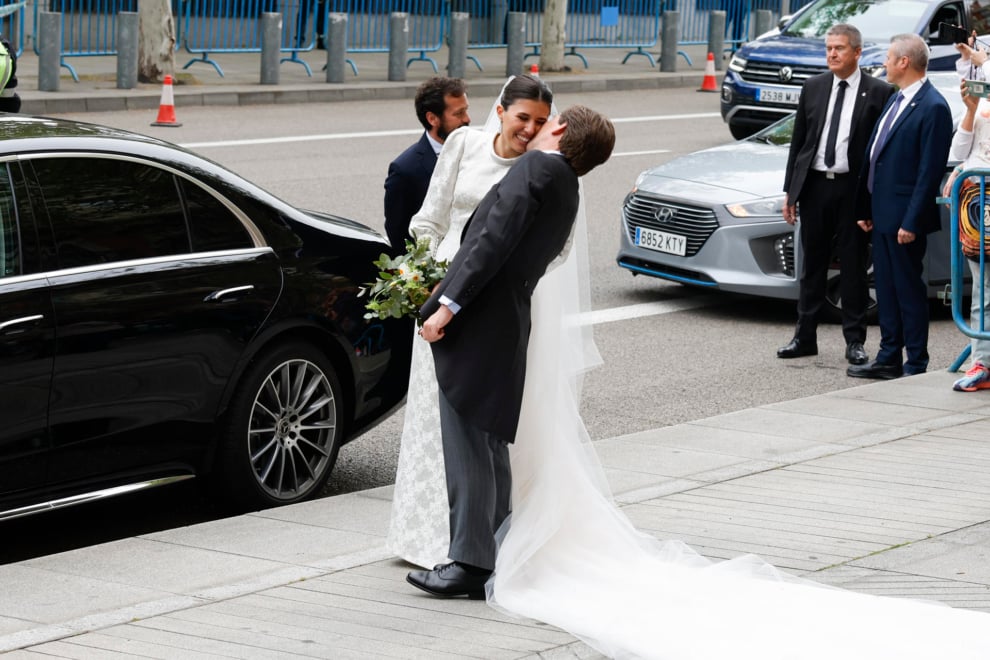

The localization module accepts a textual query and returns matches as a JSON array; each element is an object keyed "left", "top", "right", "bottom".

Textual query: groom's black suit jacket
[{"left": 420, "top": 150, "right": 579, "bottom": 440}]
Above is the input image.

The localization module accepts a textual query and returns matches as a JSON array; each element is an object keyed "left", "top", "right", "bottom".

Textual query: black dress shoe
[
  {"left": 407, "top": 562, "right": 490, "bottom": 599},
  {"left": 777, "top": 337, "right": 818, "bottom": 359},
  {"left": 845, "top": 341, "right": 868, "bottom": 365},
  {"left": 847, "top": 360, "right": 903, "bottom": 380}
]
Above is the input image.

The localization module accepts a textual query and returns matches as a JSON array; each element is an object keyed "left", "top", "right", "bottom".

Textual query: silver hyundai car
[{"left": 617, "top": 72, "right": 966, "bottom": 321}]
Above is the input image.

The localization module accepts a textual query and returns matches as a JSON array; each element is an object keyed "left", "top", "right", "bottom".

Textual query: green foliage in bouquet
[{"left": 360, "top": 237, "right": 449, "bottom": 326}]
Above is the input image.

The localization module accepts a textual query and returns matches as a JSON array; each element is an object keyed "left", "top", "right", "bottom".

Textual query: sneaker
[{"left": 953, "top": 362, "right": 990, "bottom": 391}]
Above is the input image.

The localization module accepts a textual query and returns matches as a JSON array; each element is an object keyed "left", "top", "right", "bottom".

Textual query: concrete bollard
[
  {"left": 260, "top": 13, "right": 281, "bottom": 85},
  {"left": 388, "top": 13, "right": 409, "bottom": 82},
  {"left": 754, "top": 9, "right": 773, "bottom": 39},
  {"left": 707, "top": 11, "right": 726, "bottom": 71},
  {"left": 116, "top": 11, "right": 138, "bottom": 89},
  {"left": 660, "top": 11, "right": 679, "bottom": 73},
  {"left": 505, "top": 11, "right": 524, "bottom": 77},
  {"left": 447, "top": 12, "right": 468, "bottom": 79},
  {"left": 326, "top": 13, "right": 347, "bottom": 83},
  {"left": 38, "top": 12, "right": 61, "bottom": 92}
]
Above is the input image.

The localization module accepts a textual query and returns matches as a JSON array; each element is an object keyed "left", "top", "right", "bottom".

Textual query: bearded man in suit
[
  {"left": 383, "top": 77, "right": 469, "bottom": 255},
  {"left": 777, "top": 23, "right": 894, "bottom": 366},
  {"left": 407, "top": 105, "right": 615, "bottom": 598},
  {"left": 850, "top": 33, "right": 953, "bottom": 379}
]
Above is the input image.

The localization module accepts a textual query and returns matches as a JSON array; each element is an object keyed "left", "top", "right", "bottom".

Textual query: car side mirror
[{"left": 777, "top": 14, "right": 792, "bottom": 30}]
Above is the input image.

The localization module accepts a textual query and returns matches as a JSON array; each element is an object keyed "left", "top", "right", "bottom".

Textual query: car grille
[
  {"left": 739, "top": 61, "right": 827, "bottom": 86},
  {"left": 624, "top": 192, "right": 719, "bottom": 257}
]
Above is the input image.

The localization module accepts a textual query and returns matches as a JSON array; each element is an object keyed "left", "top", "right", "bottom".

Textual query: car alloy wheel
[{"left": 218, "top": 341, "right": 343, "bottom": 509}]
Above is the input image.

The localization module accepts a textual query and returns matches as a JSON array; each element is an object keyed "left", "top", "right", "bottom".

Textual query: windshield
[
  {"left": 783, "top": 0, "right": 927, "bottom": 42},
  {"left": 749, "top": 115, "right": 794, "bottom": 146}
]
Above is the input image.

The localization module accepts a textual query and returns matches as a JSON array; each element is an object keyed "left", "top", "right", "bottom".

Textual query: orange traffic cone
[
  {"left": 698, "top": 52, "right": 718, "bottom": 93},
  {"left": 151, "top": 75, "right": 182, "bottom": 127},
  {"left": 530, "top": 63, "right": 539, "bottom": 77}
]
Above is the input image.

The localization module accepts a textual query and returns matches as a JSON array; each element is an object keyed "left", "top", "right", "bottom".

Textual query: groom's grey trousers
[{"left": 438, "top": 389, "right": 512, "bottom": 571}]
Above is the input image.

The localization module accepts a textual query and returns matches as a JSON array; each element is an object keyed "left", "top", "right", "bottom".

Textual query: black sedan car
[{"left": 0, "top": 115, "right": 410, "bottom": 520}]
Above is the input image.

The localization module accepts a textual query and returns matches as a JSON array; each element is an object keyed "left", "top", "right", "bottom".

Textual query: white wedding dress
[{"left": 386, "top": 126, "right": 519, "bottom": 568}]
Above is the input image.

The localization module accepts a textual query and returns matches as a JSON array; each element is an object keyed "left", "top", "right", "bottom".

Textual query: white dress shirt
[{"left": 813, "top": 68, "right": 861, "bottom": 174}]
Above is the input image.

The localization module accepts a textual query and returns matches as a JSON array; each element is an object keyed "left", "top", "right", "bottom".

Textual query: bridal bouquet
[{"left": 361, "top": 237, "right": 448, "bottom": 326}]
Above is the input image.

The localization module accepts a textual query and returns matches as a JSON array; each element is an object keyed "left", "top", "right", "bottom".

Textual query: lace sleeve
[{"left": 409, "top": 129, "right": 469, "bottom": 254}]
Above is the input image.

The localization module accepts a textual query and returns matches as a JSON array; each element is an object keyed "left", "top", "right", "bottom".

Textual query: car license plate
[
  {"left": 757, "top": 87, "right": 801, "bottom": 105},
  {"left": 635, "top": 227, "right": 686, "bottom": 256}
]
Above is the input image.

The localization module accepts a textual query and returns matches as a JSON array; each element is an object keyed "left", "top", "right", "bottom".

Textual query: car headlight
[
  {"left": 728, "top": 54, "right": 747, "bottom": 72},
  {"left": 726, "top": 196, "right": 786, "bottom": 217}
]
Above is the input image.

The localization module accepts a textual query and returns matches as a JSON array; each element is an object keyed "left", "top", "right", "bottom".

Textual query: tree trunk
[
  {"left": 138, "top": 0, "right": 176, "bottom": 83},
  {"left": 540, "top": 0, "right": 567, "bottom": 71}
]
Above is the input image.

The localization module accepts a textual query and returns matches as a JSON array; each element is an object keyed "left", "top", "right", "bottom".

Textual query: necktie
[
  {"left": 868, "top": 92, "right": 904, "bottom": 193},
  {"left": 823, "top": 80, "right": 847, "bottom": 169}
]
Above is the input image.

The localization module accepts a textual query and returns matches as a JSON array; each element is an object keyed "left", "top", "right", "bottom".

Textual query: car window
[
  {"left": 0, "top": 164, "right": 18, "bottom": 278},
  {"left": 785, "top": 0, "right": 932, "bottom": 42},
  {"left": 180, "top": 179, "right": 253, "bottom": 252},
  {"left": 33, "top": 157, "right": 190, "bottom": 269}
]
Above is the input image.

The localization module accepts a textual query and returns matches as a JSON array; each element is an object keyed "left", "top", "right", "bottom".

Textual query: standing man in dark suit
[
  {"left": 778, "top": 23, "right": 893, "bottom": 365},
  {"left": 849, "top": 33, "right": 953, "bottom": 379},
  {"left": 383, "top": 77, "right": 470, "bottom": 255},
  {"left": 405, "top": 106, "right": 615, "bottom": 599}
]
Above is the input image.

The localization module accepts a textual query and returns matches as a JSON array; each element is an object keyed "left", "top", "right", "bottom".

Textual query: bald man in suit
[{"left": 850, "top": 33, "right": 952, "bottom": 379}]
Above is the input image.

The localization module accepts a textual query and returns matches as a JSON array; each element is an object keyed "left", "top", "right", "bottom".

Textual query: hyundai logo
[
  {"left": 654, "top": 206, "right": 676, "bottom": 223},
  {"left": 778, "top": 66, "right": 793, "bottom": 82}
]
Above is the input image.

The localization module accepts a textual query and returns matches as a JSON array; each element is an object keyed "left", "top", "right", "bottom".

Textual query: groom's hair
[{"left": 558, "top": 105, "right": 615, "bottom": 177}]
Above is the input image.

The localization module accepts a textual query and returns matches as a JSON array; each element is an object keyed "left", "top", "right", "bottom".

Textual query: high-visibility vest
[{"left": 0, "top": 40, "right": 11, "bottom": 93}]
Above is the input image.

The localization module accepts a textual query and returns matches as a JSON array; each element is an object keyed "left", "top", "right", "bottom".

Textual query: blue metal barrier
[
  {"left": 327, "top": 0, "right": 448, "bottom": 73},
  {"left": 178, "top": 0, "right": 321, "bottom": 77},
  {"left": 34, "top": 0, "right": 135, "bottom": 81},
  {"left": 0, "top": 1, "right": 26, "bottom": 57},
  {"left": 455, "top": 0, "right": 661, "bottom": 69},
  {"left": 947, "top": 169, "right": 990, "bottom": 372}
]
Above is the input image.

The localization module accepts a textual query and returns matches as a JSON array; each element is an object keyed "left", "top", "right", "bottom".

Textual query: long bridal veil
[{"left": 482, "top": 85, "right": 990, "bottom": 659}]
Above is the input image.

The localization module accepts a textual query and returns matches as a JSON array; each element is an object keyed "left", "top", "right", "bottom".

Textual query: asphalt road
[{"left": 0, "top": 87, "right": 969, "bottom": 562}]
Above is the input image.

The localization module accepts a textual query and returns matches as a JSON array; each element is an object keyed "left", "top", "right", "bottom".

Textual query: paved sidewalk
[
  {"left": 13, "top": 44, "right": 715, "bottom": 116},
  {"left": 1, "top": 371, "right": 989, "bottom": 658}
]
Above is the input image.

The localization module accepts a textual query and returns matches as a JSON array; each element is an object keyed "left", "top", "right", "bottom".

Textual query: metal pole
[
  {"left": 505, "top": 11, "right": 524, "bottom": 76},
  {"left": 325, "top": 12, "right": 347, "bottom": 83},
  {"left": 260, "top": 13, "right": 281, "bottom": 85},
  {"left": 388, "top": 13, "right": 409, "bottom": 82},
  {"left": 660, "top": 10, "right": 679, "bottom": 73},
  {"left": 447, "top": 11, "right": 468, "bottom": 79},
  {"left": 116, "top": 11, "right": 138, "bottom": 89},
  {"left": 38, "top": 11, "right": 61, "bottom": 92},
  {"left": 708, "top": 11, "right": 726, "bottom": 71}
]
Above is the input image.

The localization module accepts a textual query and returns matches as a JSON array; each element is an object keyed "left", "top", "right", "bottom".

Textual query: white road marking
[
  {"left": 612, "top": 113, "right": 721, "bottom": 123},
  {"left": 582, "top": 295, "right": 719, "bottom": 326},
  {"left": 181, "top": 113, "right": 720, "bottom": 150}
]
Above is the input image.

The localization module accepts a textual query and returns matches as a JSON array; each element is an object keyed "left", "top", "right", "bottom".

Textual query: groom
[{"left": 407, "top": 105, "right": 615, "bottom": 598}]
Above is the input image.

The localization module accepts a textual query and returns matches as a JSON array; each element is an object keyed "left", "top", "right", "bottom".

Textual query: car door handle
[
  {"left": 204, "top": 285, "right": 255, "bottom": 302},
  {"left": 0, "top": 314, "right": 44, "bottom": 334}
]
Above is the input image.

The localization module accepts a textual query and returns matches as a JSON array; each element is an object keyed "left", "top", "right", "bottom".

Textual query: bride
[
  {"left": 386, "top": 74, "right": 555, "bottom": 569},
  {"left": 391, "top": 84, "right": 990, "bottom": 658}
]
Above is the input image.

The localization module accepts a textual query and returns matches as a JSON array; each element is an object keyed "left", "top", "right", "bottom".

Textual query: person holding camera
[{"left": 942, "top": 40, "right": 990, "bottom": 390}]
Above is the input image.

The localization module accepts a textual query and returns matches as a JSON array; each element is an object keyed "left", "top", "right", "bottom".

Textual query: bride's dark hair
[{"left": 499, "top": 74, "right": 553, "bottom": 110}]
